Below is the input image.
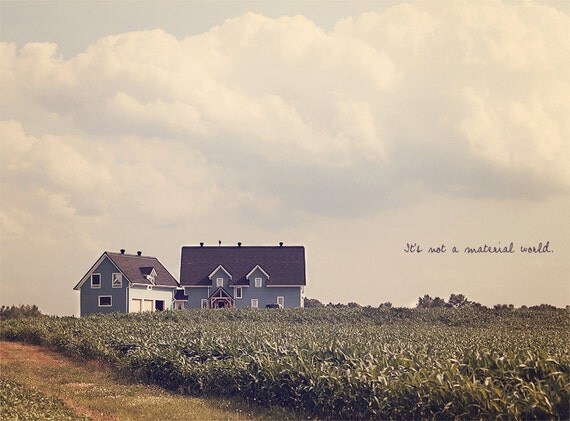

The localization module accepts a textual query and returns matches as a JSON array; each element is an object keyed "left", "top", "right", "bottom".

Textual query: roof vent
[
  {"left": 218, "top": 240, "right": 221, "bottom": 246},
  {"left": 279, "top": 242, "right": 283, "bottom": 247},
  {"left": 238, "top": 242, "right": 242, "bottom": 247},
  {"left": 137, "top": 251, "right": 142, "bottom": 256},
  {"left": 120, "top": 249, "right": 125, "bottom": 254},
  {"left": 200, "top": 242, "right": 204, "bottom": 247}
]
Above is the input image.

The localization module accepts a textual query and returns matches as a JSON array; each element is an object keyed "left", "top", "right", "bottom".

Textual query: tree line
[
  {"left": 305, "top": 295, "right": 563, "bottom": 310},
  {"left": 0, "top": 304, "right": 43, "bottom": 320}
]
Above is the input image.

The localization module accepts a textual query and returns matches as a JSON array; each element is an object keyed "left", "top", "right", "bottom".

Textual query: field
[{"left": 1, "top": 307, "right": 569, "bottom": 420}]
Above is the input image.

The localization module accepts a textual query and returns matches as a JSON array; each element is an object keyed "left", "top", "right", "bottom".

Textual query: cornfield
[{"left": 1, "top": 307, "right": 568, "bottom": 419}]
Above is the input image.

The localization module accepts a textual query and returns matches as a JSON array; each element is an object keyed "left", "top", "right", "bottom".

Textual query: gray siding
[
  {"left": 185, "top": 287, "right": 210, "bottom": 308},
  {"left": 183, "top": 283, "right": 302, "bottom": 309},
  {"left": 79, "top": 256, "right": 127, "bottom": 316},
  {"left": 211, "top": 267, "right": 231, "bottom": 290},
  {"left": 239, "top": 286, "right": 301, "bottom": 308}
]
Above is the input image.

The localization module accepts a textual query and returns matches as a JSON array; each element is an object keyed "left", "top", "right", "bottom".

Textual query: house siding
[
  {"left": 185, "top": 287, "right": 210, "bottom": 308},
  {"left": 128, "top": 285, "right": 175, "bottom": 312},
  {"left": 239, "top": 286, "right": 301, "bottom": 308},
  {"left": 211, "top": 268, "right": 230, "bottom": 290},
  {"left": 79, "top": 256, "right": 127, "bottom": 316}
]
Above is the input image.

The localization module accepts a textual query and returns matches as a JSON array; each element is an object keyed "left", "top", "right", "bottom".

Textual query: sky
[{"left": 1, "top": 0, "right": 569, "bottom": 315}]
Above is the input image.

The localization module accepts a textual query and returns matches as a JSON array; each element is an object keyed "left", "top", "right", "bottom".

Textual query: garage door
[
  {"left": 142, "top": 299, "right": 154, "bottom": 312},
  {"left": 130, "top": 298, "right": 142, "bottom": 313}
]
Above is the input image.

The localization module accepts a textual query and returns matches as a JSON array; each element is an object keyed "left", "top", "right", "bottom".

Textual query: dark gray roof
[
  {"left": 180, "top": 245, "right": 306, "bottom": 286},
  {"left": 106, "top": 252, "right": 178, "bottom": 287}
]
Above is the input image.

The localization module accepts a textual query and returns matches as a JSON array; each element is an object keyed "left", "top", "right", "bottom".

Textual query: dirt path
[{"left": 0, "top": 341, "right": 291, "bottom": 420}]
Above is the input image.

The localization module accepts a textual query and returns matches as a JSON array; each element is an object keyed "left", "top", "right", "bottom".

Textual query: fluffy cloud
[{"left": 1, "top": 2, "right": 569, "bottom": 234}]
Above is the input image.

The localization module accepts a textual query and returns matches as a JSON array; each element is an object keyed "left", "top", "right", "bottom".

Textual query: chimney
[
  {"left": 279, "top": 242, "right": 283, "bottom": 247},
  {"left": 137, "top": 251, "right": 142, "bottom": 256},
  {"left": 238, "top": 242, "right": 242, "bottom": 247},
  {"left": 120, "top": 249, "right": 125, "bottom": 255},
  {"left": 218, "top": 240, "right": 221, "bottom": 246},
  {"left": 200, "top": 242, "right": 204, "bottom": 247}
]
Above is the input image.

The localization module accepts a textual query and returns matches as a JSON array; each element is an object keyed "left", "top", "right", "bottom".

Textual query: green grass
[
  {"left": 0, "top": 341, "right": 299, "bottom": 420},
  {"left": 1, "top": 307, "right": 569, "bottom": 419},
  {"left": 0, "top": 375, "right": 81, "bottom": 420}
]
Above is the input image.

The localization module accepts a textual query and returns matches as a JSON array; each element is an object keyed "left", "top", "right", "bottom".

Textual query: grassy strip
[
  {"left": 0, "top": 341, "right": 298, "bottom": 420},
  {"left": 0, "top": 375, "right": 81, "bottom": 420}
]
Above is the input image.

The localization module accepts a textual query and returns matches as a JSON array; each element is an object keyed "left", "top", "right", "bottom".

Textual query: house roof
[
  {"left": 74, "top": 251, "right": 178, "bottom": 289},
  {"left": 179, "top": 245, "right": 306, "bottom": 287}
]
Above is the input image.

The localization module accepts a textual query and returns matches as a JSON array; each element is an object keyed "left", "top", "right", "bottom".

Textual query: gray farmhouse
[{"left": 74, "top": 243, "right": 306, "bottom": 315}]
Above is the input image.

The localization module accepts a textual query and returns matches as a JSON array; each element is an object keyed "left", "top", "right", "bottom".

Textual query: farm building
[
  {"left": 73, "top": 250, "right": 179, "bottom": 316},
  {"left": 179, "top": 243, "right": 306, "bottom": 309}
]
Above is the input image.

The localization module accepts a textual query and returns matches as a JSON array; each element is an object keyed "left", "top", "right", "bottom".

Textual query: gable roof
[
  {"left": 180, "top": 245, "right": 306, "bottom": 287},
  {"left": 74, "top": 251, "right": 178, "bottom": 289}
]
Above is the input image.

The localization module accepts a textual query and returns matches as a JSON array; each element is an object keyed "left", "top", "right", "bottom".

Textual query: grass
[{"left": 0, "top": 341, "right": 299, "bottom": 420}]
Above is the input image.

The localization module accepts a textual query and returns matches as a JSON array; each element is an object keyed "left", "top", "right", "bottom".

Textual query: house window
[
  {"left": 254, "top": 278, "right": 262, "bottom": 288},
  {"left": 201, "top": 299, "right": 209, "bottom": 309},
  {"left": 91, "top": 273, "right": 101, "bottom": 288},
  {"left": 251, "top": 299, "right": 258, "bottom": 308},
  {"left": 98, "top": 296, "right": 112, "bottom": 307},
  {"left": 216, "top": 277, "right": 224, "bottom": 288},
  {"left": 235, "top": 287, "right": 242, "bottom": 299},
  {"left": 112, "top": 273, "right": 122, "bottom": 288},
  {"left": 277, "top": 296, "right": 285, "bottom": 307},
  {"left": 155, "top": 300, "right": 165, "bottom": 311}
]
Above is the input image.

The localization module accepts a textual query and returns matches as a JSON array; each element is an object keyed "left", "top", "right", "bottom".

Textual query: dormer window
[
  {"left": 140, "top": 267, "right": 157, "bottom": 285},
  {"left": 216, "top": 277, "right": 224, "bottom": 288},
  {"left": 254, "top": 278, "right": 262, "bottom": 288},
  {"left": 112, "top": 273, "right": 122, "bottom": 288}
]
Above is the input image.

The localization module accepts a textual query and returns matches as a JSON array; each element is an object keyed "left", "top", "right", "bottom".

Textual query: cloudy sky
[{"left": 1, "top": 0, "right": 569, "bottom": 315}]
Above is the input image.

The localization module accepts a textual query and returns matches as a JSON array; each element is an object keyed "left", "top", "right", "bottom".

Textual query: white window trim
[
  {"left": 251, "top": 299, "right": 258, "bottom": 308},
  {"left": 216, "top": 277, "right": 224, "bottom": 288},
  {"left": 201, "top": 299, "right": 209, "bottom": 309},
  {"left": 277, "top": 296, "right": 284, "bottom": 307},
  {"left": 254, "top": 278, "right": 262, "bottom": 288},
  {"left": 91, "top": 273, "right": 101, "bottom": 289},
  {"left": 98, "top": 295, "right": 112, "bottom": 307},
  {"left": 112, "top": 273, "right": 122, "bottom": 288},
  {"left": 235, "top": 287, "right": 242, "bottom": 299}
]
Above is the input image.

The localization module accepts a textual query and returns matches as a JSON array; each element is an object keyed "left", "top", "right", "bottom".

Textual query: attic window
[
  {"left": 91, "top": 273, "right": 101, "bottom": 288},
  {"left": 112, "top": 273, "right": 122, "bottom": 288},
  {"left": 254, "top": 278, "right": 262, "bottom": 288}
]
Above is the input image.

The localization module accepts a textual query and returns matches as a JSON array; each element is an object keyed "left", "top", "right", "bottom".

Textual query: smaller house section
[{"left": 74, "top": 250, "right": 179, "bottom": 316}]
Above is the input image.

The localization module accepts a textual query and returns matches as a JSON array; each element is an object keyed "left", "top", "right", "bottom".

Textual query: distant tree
[
  {"left": 304, "top": 298, "right": 324, "bottom": 308},
  {"left": 417, "top": 295, "right": 447, "bottom": 308},
  {"left": 494, "top": 304, "right": 515, "bottom": 310},
  {"left": 529, "top": 304, "right": 558, "bottom": 311},
  {"left": 0, "top": 304, "right": 43, "bottom": 320},
  {"left": 447, "top": 294, "right": 470, "bottom": 308},
  {"left": 417, "top": 294, "right": 434, "bottom": 308},
  {"left": 431, "top": 297, "right": 446, "bottom": 308},
  {"left": 347, "top": 302, "right": 361, "bottom": 308},
  {"left": 378, "top": 302, "right": 392, "bottom": 308}
]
